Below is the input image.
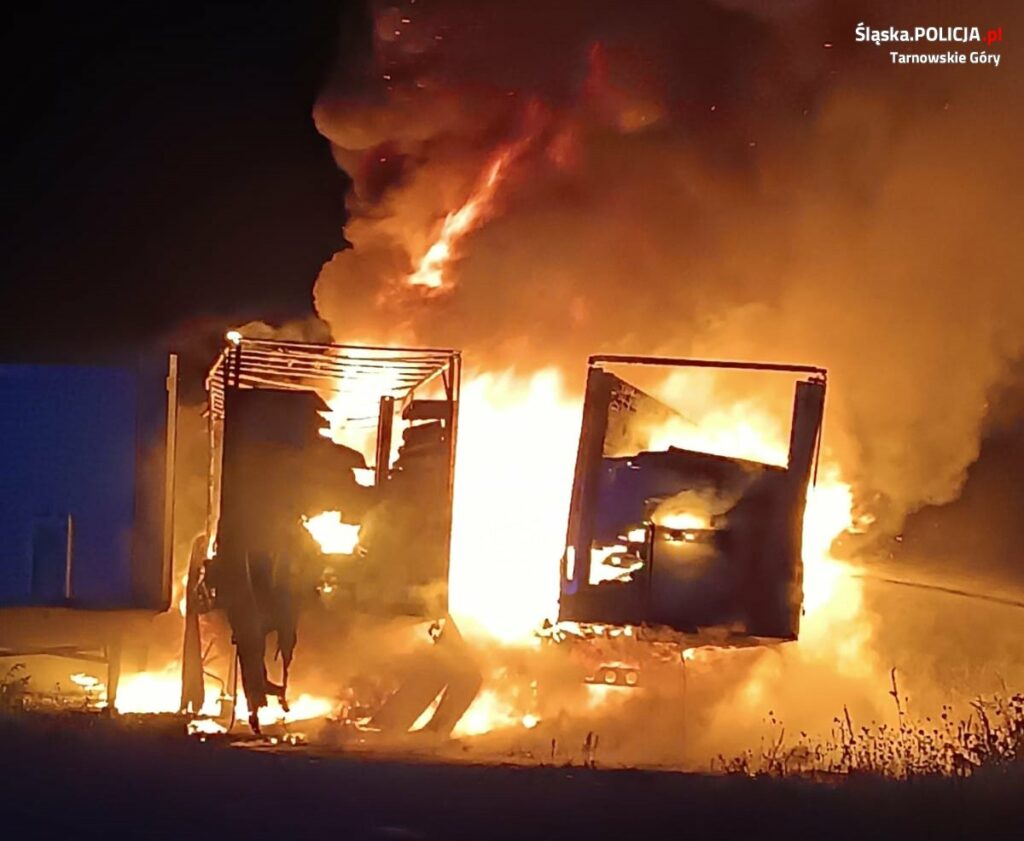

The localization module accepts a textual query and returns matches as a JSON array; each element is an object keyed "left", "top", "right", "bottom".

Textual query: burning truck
[
  {"left": 182, "top": 338, "right": 827, "bottom": 726},
  {"left": 0, "top": 336, "right": 826, "bottom": 740},
  {"left": 562, "top": 356, "right": 825, "bottom": 639},
  {"left": 180, "top": 334, "right": 470, "bottom": 734},
  {"left": 551, "top": 354, "right": 825, "bottom": 693}
]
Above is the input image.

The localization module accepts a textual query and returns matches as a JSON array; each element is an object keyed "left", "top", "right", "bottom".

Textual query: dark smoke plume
[{"left": 313, "top": 0, "right": 1023, "bottom": 534}]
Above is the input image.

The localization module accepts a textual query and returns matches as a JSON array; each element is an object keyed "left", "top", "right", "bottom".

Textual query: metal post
[
  {"left": 63, "top": 513, "right": 74, "bottom": 600},
  {"left": 441, "top": 354, "right": 461, "bottom": 616},
  {"left": 162, "top": 354, "right": 178, "bottom": 608},
  {"left": 106, "top": 636, "right": 122, "bottom": 714},
  {"left": 375, "top": 395, "right": 395, "bottom": 485}
]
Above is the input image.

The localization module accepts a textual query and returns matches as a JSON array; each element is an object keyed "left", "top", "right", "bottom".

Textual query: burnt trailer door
[
  {"left": 0, "top": 358, "right": 177, "bottom": 610},
  {"left": 559, "top": 356, "right": 826, "bottom": 643}
]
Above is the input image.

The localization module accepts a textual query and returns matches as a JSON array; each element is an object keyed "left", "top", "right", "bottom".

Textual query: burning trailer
[
  {"left": 181, "top": 335, "right": 468, "bottom": 732},
  {"left": 560, "top": 355, "right": 826, "bottom": 650}
]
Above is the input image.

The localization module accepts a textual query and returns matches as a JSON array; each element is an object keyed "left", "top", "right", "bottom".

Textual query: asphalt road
[{"left": 1, "top": 714, "right": 1021, "bottom": 840}]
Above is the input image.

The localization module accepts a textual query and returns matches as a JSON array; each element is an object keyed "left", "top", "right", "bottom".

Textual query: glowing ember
[
  {"left": 353, "top": 467, "right": 376, "bottom": 487},
  {"left": 235, "top": 692, "right": 337, "bottom": 727},
  {"left": 70, "top": 672, "right": 102, "bottom": 690},
  {"left": 114, "top": 667, "right": 215, "bottom": 715},
  {"left": 452, "top": 689, "right": 521, "bottom": 736},
  {"left": 588, "top": 545, "right": 642, "bottom": 585},
  {"left": 188, "top": 718, "right": 227, "bottom": 736},
  {"left": 654, "top": 511, "right": 709, "bottom": 531},
  {"left": 303, "top": 511, "right": 361, "bottom": 555},
  {"left": 103, "top": 665, "right": 334, "bottom": 730}
]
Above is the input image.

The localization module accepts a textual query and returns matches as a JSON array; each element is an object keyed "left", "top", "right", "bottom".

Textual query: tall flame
[
  {"left": 447, "top": 370, "right": 580, "bottom": 643},
  {"left": 407, "top": 151, "right": 516, "bottom": 291},
  {"left": 405, "top": 111, "right": 542, "bottom": 292}
]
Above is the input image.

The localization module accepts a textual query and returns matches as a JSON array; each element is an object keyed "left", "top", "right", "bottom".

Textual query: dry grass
[
  {"left": 715, "top": 669, "right": 1024, "bottom": 778},
  {"left": 0, "top": 663, "right": 30, "bottom": 711}
]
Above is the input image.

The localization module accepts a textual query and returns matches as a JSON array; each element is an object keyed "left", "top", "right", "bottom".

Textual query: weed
[{"left": 717, "top": 670, "right": 1024, "bottom": 779}]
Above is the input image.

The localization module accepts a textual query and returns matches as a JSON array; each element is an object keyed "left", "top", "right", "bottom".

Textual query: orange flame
[
  {"left": 406, "top": 111, "right": 543, "bottom": 293},
  {"left": 440, "top": 370, "right": 871, "bottom": 735},
  {"left": 302, "top": 510, "right": 361, "bottom": 555},
  {"left": 407, "top": 151, "right": 514, "bottom": 291}
]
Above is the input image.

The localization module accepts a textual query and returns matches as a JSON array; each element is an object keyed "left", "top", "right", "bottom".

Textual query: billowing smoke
[
  {"left": 313, "top": 0, "right": 1022, "bottom": 534},
  {"left": 288, "top": 0, "right": 1024, "bottom": 766}
]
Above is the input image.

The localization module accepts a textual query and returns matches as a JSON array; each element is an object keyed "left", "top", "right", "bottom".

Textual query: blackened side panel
[
  {"left": 788, "top": 380, "right": 826, "bottom": 487},
  {"left": 217, "top": 388, "right": 327, "bottom": 564},
  {"left": 726, "top": 469, "right": 799, "bottom": 638},
  {"left": 783, "top": 378, "right": 827, "bottom": 637},
  {"left": 559, "top": 367, "right": 614, "bottom": 614}
]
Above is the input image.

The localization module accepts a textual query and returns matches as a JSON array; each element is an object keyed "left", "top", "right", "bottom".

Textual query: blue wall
[{"left": 0, "top": 365, "right": 139, "bottom": 606}]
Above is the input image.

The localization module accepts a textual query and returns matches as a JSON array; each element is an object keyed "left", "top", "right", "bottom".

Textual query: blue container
[{"left": 0, "top": 358, "right": 177, "bottom": 610}]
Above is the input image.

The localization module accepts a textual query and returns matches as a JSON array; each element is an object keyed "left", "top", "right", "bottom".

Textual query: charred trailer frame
[
  {"left": 559, "top": 355, "right": 826, "bottom": 645},
  {"left": 180, "top": 336, "right": 460, "bottom": 714}
]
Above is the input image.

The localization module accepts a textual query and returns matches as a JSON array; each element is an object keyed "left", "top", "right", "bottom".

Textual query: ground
[{"left": 1, "top": 714, "right": 1021, "bottom": 840}]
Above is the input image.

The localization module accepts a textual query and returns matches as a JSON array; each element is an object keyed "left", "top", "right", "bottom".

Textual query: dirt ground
[{"left": 1, "top": 713, "right": 1021, "bottom": 841}]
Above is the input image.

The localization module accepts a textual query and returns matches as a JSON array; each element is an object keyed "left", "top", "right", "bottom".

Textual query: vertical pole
[
  {"left": 443, "top": 354, "right": 461, "bottom": 617},
  {"left": 179, "top": 534, "right": 207, "bottom": 713},
  {"left": 223, "top": 649, "right": 239, "bottom": 731},
  {"left": 106, "top": 636, "right": 122, "bottom": 714},
  {"left": 63, "top": 513, "right": 74, "bottom": 601},
  {"left": 446, "top": 354, "right": 461, "bottom": 500},
  {"left": 375, "top": 395, "right": 395, "bottom": 485},
  {"left": 680, "top": 653, "right": 688, "bottom": 755},
  {"left": 162, "top": 354, "right": 178, "bottom": 609}
]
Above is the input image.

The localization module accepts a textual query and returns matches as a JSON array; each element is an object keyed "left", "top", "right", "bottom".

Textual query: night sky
[{"left": 1, "top": 1, "right": 367, "bottom": 364}]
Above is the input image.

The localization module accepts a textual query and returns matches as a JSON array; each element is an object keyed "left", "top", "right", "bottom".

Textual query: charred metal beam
[{"left": 589, "top": 354, "right": 827, "bottom": 377}]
